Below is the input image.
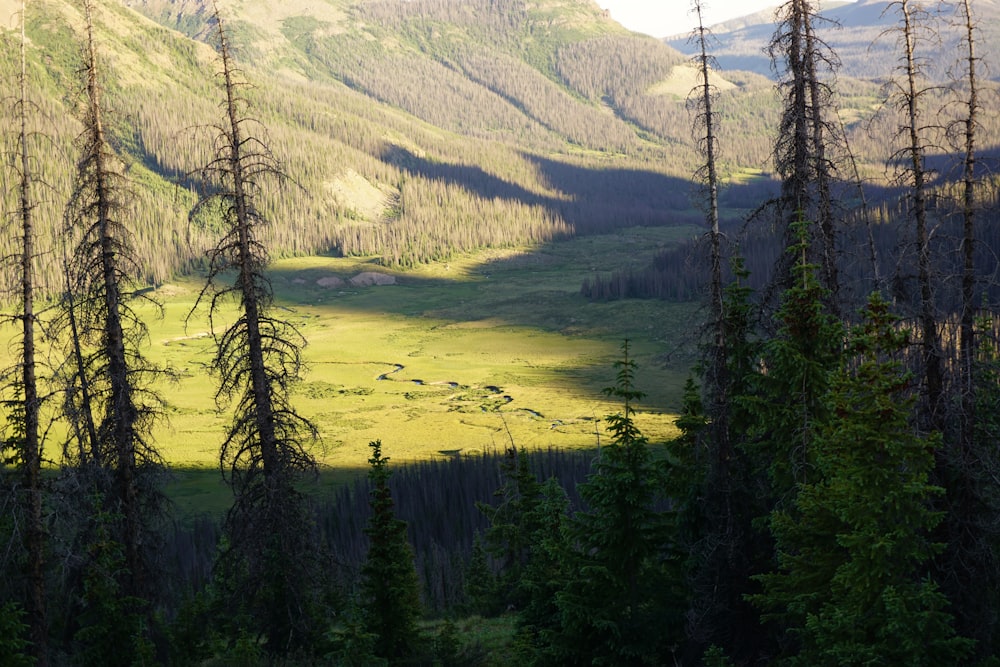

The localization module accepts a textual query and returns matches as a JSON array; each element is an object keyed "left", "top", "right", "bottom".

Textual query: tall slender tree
[
  {"left": 944, "top": 4, "right": 1000, "bottom": 654},
  {"left": 680, "top": 6, "right": 772, "bottom": 660},
  {"left": 768, "top": 0, "right": 842, "bottom": 304},
  {"left": 62, "top": 0, "right": 165, "bottom": 604},
  {"left": 359, "top": 440, "right": 422, "bottom": 662},
  {"left": 887, "top": 0, "right": 942, "bottom": 426},
  {"left": 192, "top": 2, "right": 323, "bottom": 653},
  {"left": 955, "top": 0, "right": 979, "bottom": 477},
  {"left": 0, "top": 2, "right": 48, "bottom": 662},
  {"left": 550, "top": 342, "right": 680, "bottom": 665}
]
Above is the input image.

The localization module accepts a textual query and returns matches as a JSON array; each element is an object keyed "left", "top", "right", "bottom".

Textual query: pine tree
[
  {"left": 672, "top": 256, "right": 774, "bottom": 663},
  {"left": 754, "top": 293, "right": 973, "bottom": 665},
  {"left": 550, "top": 341, "right": 679, "bottom": 665},
  {"left": 359, "top": 440, "right": 422, "bottom": 663},
  {"left": 475, "top": 445, "right": 542, "bottom": 614},
  {"left": 746, "top": 220, "right": 842, "bottom": 505},
  {"left": 512, "top": 476, "right": 571, "bottom": 665}
]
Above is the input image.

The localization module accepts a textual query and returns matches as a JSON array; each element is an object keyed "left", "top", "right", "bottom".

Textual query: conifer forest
[{"left": 1, "top": 0, "right": 1000, "bottom": 664}]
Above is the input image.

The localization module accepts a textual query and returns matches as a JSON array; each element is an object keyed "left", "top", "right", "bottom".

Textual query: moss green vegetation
[
  {"left": 2, "top": 228, "right": 695, "bottom": 515},
  {"left": 149, "top": 228, "right": 693, "bottom": 468}
]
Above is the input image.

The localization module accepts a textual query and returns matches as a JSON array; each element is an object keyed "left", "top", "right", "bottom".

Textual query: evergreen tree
[
  {"left": 512, "top": 476, "right": 571, "bottom": 665},
  {"left": 359, "top": 440, "right": 422, "bottom": 663},
  {"left": 474, "top": 445, "right": 542, "bottom": 614},
  {"left": 0, "top": 601, "right": 33, "bottom": 667},
  {"left": 746, "top": 220, "right": 842, "bottom": 506},
  {"left": 733, "top": 222, "right": 842, "bottom": 661},
  {"left": 549, "top": 341, "right": 680, "bottom": 665},
  {"left": 673, "top": 256, "right": 773, "bottom": 663},
  {"left": 754, "top": 293, "right": 973, "bottom": 665}
]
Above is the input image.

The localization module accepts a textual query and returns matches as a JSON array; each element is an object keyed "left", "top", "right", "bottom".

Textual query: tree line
[{"left": 2, "top": 0, "right": 1000, "bottom": 665}]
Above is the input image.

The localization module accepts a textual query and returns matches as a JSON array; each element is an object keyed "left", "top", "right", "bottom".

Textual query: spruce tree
[
  {"left": 359, "top": 440, "right": 422, "bottom": 663},
  {"left": 674, "top": 256, "right": 773, "bottom": 662},
  {"left": 746, "top": 220, "right": 842, "bottom": 506},
  {"left": 550, "top": 341, "right": 679, "bottom": 665},
  {"left": 512, "top": 476, "right": 571, "bottom": 665},
  {"left": 754, "top": 293, "right": 973, "bottom": 665},
  {"left": 475, "top": 445, "right": 542, "bottom": 614}
]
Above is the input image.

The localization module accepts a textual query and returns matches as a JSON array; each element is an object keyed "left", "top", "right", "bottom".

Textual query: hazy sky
[{"left": 599, "top": 0, "right": 780, "bottom": 38}]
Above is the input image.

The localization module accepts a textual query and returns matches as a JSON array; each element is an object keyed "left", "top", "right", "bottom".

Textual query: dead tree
[
  {"left": 768, "top": 0, "right": 843, "bottom": 306},
  {"left": 191, "top": 2, "right": 323, "bottom": 653},
  {"left": 941, "top": 0, "right": 1000, "bottom": 656},
  {"left": 0, "top": 2, "right": 48, "bottom": 663},
  {"left": 956, "top": 0, "right": 979, "bottom": 469},
  {"left": 61, "top": 0, "right": 165, "bottom": 604},
  {"left": 886, "top": 0, "right": 943, "bottom": 426}
]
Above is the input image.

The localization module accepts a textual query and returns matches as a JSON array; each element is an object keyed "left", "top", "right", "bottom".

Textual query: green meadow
[{"left": 23, "top": 226, "right": 701, "bottom": 514}]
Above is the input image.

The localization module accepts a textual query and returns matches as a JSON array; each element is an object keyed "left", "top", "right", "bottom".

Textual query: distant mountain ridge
[{"left": 667, "top": 0, "right": 1000, "bottom": 81}]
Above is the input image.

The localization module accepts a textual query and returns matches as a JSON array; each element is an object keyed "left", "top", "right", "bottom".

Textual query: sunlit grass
[{"left": 5, "top": 228, "right": 701, "bottom": 511}]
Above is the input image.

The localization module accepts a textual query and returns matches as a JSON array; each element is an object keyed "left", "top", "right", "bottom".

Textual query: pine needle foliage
[
  {"left": 753, "top": 293, "right": 973, "bottom": 665},
  {"left": 745, "top": 219, "right": 842, "bottom": 504},
  {"left": 474, "top": 445, "right": 543, "bottom": 614},
  {"left": 360, "top": 439, "right": 423, "bottom": 663},
  {"left": 549, "top": 341, "right": 680, "bottom": 665}
]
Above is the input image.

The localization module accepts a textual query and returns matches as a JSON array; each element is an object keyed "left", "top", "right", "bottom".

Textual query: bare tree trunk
[
  {"left": 195, "top": 3, "right": 322, "bottom": 651},
  {"left": 958, "top": 0, "right": 978, "bottom": 466},
  {"left": 692, "top": 0, "right": 727, "bottom": 464},
  {"left": 770, "top": 0, "right": 842, "bottom": 301},
  {"left": 16, "top": 1, "right": 47, "bottom": 662},
  {"left": 804, "top": 11, "right": 838, "bottom": 306},
  {"left": 62, "top": 259, "right": 100, "bottom": 464},
  {"left": 898, "top": 0, "right": 942, "bottom": 425},
  {"left": 218, "top": 27, "right": 280, "bottom": 477}
]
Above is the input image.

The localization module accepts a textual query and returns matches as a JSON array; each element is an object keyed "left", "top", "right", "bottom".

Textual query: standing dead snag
[
  {"left": 61, "top": 0, "right": 165, "bottom": 605},
  {"left": 886, "top": 0, "right": 942, "bottom": 426},
  {"left": 0, "top": 1, "right": 49, "bottom": 663},
  {"left": 955, "top": 0, "right": 979, "bottom": 466},
  {"left": 192, "top": 2, "right": 322, "bottom": 653},
  {"left": 768, "top": 0, "right": 842, "bottom": 305}
]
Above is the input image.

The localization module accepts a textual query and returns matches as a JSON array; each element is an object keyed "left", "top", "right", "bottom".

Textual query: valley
[{"left": 1, "top": 0, "right": 999, "bottom": 663}]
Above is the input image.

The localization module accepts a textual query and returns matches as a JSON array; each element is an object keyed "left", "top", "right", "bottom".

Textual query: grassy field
[{"left": 13, "top": 226, "right": 703, "bottom": 514}]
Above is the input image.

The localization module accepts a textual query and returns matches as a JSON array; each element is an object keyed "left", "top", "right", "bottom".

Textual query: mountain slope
[
  {"left": 1, "top": 0, "right": 723, "bottom": 294},
  {"left": 667, "top": 0, "right": 1000, "bottom": 81}
]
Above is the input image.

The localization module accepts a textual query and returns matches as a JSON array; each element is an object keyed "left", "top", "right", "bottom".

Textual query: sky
[{"left": 599, "top": 0, "right": 781, "bottom": 38}]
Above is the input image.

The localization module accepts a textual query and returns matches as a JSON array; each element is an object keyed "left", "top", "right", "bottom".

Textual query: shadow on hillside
[{"left": 378, "top": 143, "right": 781, "bottom": 232}]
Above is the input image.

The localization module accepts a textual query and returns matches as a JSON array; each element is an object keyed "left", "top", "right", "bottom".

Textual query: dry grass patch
[{"left": 648, "top": 64, "right": 737, "bottom": 98}]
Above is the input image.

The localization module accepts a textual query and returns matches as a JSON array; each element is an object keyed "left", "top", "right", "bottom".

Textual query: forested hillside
[
  {"left": 2, "top": 0, "right": 1000, "bottom": 665},
  {"left": 4, "top": 0, "right": 987, "bottom": 295},
  {"left": 0, "top": 0, "right": 728, "bottom": 294}
]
